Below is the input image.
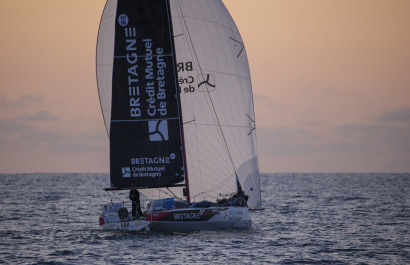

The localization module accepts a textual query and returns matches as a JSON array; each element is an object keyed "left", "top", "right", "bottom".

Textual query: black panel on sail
[{"left": 110, "top": 0, "right": 184, "bottom": 189}]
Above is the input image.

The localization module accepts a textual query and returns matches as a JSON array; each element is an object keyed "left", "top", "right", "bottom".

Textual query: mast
[
  {"left": 166, "top": 0, "right": 190, "bottom": 203},
  {"left": 180, "top": 127, "right": 191, "bottom": 203}
]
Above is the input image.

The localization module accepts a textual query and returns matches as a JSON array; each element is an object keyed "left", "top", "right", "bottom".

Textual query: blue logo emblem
[
  {"left": 122, "top": 167, "right": 131, "bottom": 177},
  {"left": 148, "top": 120, "right": 169, "bottom": 141},
  {"left": 118, "top": 14, "right": 129, "bottom": 27}
]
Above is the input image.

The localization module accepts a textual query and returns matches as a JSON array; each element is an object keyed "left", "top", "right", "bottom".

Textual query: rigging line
[
  {"left": 200, "top": 174, "right": 236, "bottom": 196},
  {"left": 184, "top": 125, "right": 202, "bottom": 196},
  {"left": 183, "top": 119, "right": 195, "bottom": 124},
  {"left": 175, "top": 17, "right": 233, "bottom": 169},
  {"left": 188, "top": 128, "right": 238, "bottom": 178},
  {"left": 187, "top": 165, "right": 236, "bottom": 196},
  {"left": 183, "top": 157, "right": 228, "bottom": 190},
  {"left": 176, "top": 0, "right": 237, "bottom": 177},
  {"left": 186, "top": 120, "right": 251, "bottom": 172},
  {"left": 171, "top": 15, "right": 240, "bottom": 36},
  {"left": 142, "top": 188, "right": 173, "bottom": 200},
  {"left": 185, "top": 123, "right": 251, "bottom": 129},
  {"left": 198, "top": 175, "right": 234, "bottom": 195},
  {"left": 181, "top": 32, "right": 227, "bottom": 154},
  {"left": 166, "top": 187, "right": 183, "bottom": 201},
  {"left": 187, "top": 154, "right": 228, "bottom": 183},
  {"left": 192, "top": 117, "right": 204, "bottom": 194},
  {"left": 185, "top": 100, "right": 231, "bottom": 162},
  {"left": 166, "top": 0, "right": 191, "bottom": 202},
  {"left": 185, "top": 126, "right": 233, "bottom": 173},
  {"left": 183, "top": 146, "right": 232, "bottom": 190},
  {"left": 207, "top": 4, "right": 250, "bottom": 178},
  {"left": 147, "top": 191, "right": 171, "bottom": 200},
  {"left": 220, "top": 1, "right": 254, "bottom": 169},
  {"left": 176, "top": 5, "right": 246, "bottom": 199},
  {"left": 212, "top": 16, "right": 248, "bottom": 173},
  {"left": 218, "top": 68, "right": 248, "bottom": 168}
]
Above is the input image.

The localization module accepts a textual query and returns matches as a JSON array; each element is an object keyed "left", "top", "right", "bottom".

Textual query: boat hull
[
  {"left": 100, "top": 218, "right": 150, "bottom": 231},
  {"left": 99, "top": 206, "right": 251, "bottom": 232},
  {"left": 147, "top": 206, "right": 251, "bottom": 232}
]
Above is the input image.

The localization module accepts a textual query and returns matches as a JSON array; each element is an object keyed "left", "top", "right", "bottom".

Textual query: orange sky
[{"left": 1, "top": 0, "right": 410, "bottom": 173}]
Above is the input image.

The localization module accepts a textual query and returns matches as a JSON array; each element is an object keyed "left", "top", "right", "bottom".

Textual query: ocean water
[{"left": 0, "top": 173, "right": 409, "bottom": 264}]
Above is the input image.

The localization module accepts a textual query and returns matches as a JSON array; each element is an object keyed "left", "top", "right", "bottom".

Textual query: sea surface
[{"left": 0, "top": 173, "right": 409, "bottom": 264}]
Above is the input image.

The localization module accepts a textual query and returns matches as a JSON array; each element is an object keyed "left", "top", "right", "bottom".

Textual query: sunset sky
[{"left": 1, "top": 0, "right": 409, "bottom": 173}]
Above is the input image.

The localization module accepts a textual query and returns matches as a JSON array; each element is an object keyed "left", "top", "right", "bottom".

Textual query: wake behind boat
[{"left": 96, "top": 0, "right": 261, "bottom": 232}]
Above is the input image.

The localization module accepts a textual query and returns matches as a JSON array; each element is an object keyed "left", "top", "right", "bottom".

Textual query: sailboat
[{"left": 96, "top": 0, "right": 261, "bottom": 232}]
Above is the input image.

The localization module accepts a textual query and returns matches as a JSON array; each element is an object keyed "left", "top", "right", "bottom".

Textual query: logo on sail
[
  {"left": 118, "top": 14, "right": 129, "bottom": 27},
  {"left": 148, "top": 120, "right": 169, "bottom": 141},
  {"left": 122, "top": 167, "right": 131, "bottom": 177},
  {"left": 198, "top": 74, "right": 216, "bottom": 92}
]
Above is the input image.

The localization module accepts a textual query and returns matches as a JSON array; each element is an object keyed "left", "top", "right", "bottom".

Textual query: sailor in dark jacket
[{"left": 129, "top": 187, "right": 143, "bottom": 218}]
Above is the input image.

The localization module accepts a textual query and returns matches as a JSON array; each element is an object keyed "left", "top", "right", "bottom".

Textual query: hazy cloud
[
  {"left": 335, "top": 122, "right": 410, "bottom": 153},
  {"left": 378, "top": 107, "right": 410, "bottom": 125},
  {"left": 257, "top": 126, "right": 325, "bottom": 156},
  {"left": 258, "top": 118, "right": 410, "bottom": 158},
  {"left": 253, "top": 93, "right": 266, "bottom": 102},
  {"left": 0, "top": 114, "right": 106, "bottom": 153},
  {"left": 17, "top": 110, "right": 58, "bottom": 122},
  {"left": 46, "top": 141, "right": 105, "bottom": 153},
  {"left": 0, "top": 118, "right": 30, "bottom": 133},
  {"left": 19, "top": 128, "right": 64, "bottom": 143},
  {"left": 0, "top": 94, "right": 44, "bottom": 109}
]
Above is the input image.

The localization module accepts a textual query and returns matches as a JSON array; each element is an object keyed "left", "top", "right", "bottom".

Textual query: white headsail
[{"left": 171, "top": 0, "right": 261, "bottom": 208}]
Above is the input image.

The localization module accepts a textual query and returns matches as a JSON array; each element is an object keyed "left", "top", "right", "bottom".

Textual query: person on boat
[{"left": 129, "top": 187, "right": 143, "bottom": 219}]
